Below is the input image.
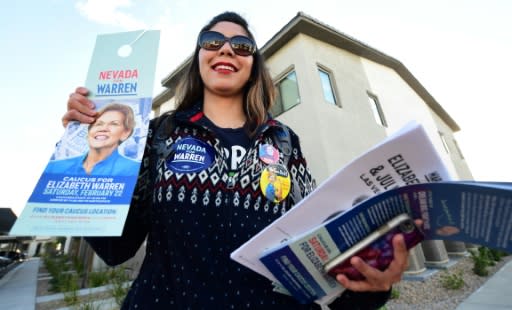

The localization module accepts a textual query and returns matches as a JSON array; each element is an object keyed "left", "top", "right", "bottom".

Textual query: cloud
[{"left": 75, "top": 0, "right": 147, "bottom": 29}]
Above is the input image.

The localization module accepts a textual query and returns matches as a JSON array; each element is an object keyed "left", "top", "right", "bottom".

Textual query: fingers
[
  {"left": 68, "top": 88, "right": 95, "bottom": 114},
  {"left": 336, "top": 271, "right": 370, "bottom": 291},
  {"left": 414, "top": 219, "right": 423, "bottom": 228},
  {"left": 336, "top": 234, "right": 409, "bottom": 292},
  {"left": 62, "top": 110, "right": 96, "bottom": 127},
  {"left": 62, "top": 87, "right": 96, "bottom": 127},
  {"left": 75, "top": 86, "right": 89, "bottom": 96},
  {"left": 336, "top": 257, "right": 385, "bottom": 292},
  {"left": 391, "top": 234, "right": 408, "bottom": 270}
]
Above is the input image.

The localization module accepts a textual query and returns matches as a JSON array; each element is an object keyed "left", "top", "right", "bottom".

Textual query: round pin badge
[
  {"left": 260, "top": 163, "right": 291, "bottom": 203},
  {"left": 166, "top": 137, "right": 215, "bottom": 173},
  {"left": 259, "top": 144, "right": 280, "bottom": 164}
]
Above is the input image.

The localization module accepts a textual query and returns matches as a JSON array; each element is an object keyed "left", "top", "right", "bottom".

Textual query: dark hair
[
  {"left": 89, "top": 102, "right": 135, "bottom": 141},
  {"left": 172, "top": 11, "right": 276, "bottom": 136}
]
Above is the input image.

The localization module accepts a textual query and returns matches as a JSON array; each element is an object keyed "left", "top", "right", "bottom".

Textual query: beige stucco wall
[
  {"left": 430, "top": 112, "right": 473, "bottom": 180},
  {"left": 359, "top": 57, "right": 463, "bottom": 179},
  {"left": 266, "top": 35, "right": 385, "bottom": 183},
  {"left": 266, "top": 33, "right": 472, "bottom": 183}
]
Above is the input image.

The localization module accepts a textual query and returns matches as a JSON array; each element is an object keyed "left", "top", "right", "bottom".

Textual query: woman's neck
[
  {"left": 203, "top": 92, "right": 246, "bottom": 129},
  {"left": 83, "top": 147, "right": 116, "bottom": 173}
]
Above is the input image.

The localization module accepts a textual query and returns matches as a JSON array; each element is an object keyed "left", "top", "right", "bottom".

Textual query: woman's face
[
  {"left": 198, "top": 21, "right": 254, "bottom": 98},
  {"left": 88, "top": 110, "right": 130, "bottom": 151}
]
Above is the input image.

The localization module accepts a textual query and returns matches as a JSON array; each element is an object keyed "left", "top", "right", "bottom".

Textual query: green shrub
[
  {"left": 488, "top": 248, "right": 509, "bottom": 262},
  {"left": 470, "top": 247, "right": 492, "bottom": 276},
  {"left": 390, "top": 288, "right": 400, "bottom": 299},
  {"left": 441, "top": 271, "right": 465, "bottom": 290},
  {"left": 62, "top": 274, "right": 80, "bottom": 305},
  {"left": 43, "top": 254, "right": 134, "bottom": 307},
  {"left": 88, "top": 270, "right": 110, "bottom": 288},
  {"left": 109, "top": 267, "right": 130, "bottom": 306},
  {"left": 72, "top": 255, "right": 85, "bottom": 277},
  {"left": 77, "top": 296, "right": 101, "bottom": 310},
  {"left": 78, "top": 303, "right": 101, "bottom": 310}
]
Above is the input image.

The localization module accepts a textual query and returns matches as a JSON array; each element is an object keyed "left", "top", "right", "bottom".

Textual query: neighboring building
[
  {"left": 0, "top": 208, "right": 34, "bottom": 257},
  {"left": 0, "top": 208, "right": 17, "bottom": 236}
]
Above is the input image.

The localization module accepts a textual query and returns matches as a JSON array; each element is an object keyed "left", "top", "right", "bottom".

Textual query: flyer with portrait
[{"left": 10, "top": 30, "right": 160, "bottom": 236}]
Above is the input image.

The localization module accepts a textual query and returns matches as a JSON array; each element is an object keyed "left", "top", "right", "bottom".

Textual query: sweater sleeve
[
  {"left": 84, "top": 119, "right": 157, "bottom": 266},
  {"left": 328, "top": 289, "right": 391, "bottom": 310},
  {"left": 286, "top": 127, "right": 316, "bottom": 206}
]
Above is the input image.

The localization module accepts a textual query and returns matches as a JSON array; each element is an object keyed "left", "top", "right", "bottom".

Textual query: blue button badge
[{"left": 166, "top": 137, "right": 215, "bottom": 173}]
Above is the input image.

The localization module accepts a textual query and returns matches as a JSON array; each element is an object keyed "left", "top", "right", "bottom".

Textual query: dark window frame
[
  {"left": 271, "top": 68, "right": 301, "bottom": 117},
  {"left": 317, "top": 64, "right": 340, "bottom": 107},
  {"left": 367, "top": 92, "right": 388, "bottom": 127},
  {"left": 438, "top": 131, "right": 450, "bottom": 154}
]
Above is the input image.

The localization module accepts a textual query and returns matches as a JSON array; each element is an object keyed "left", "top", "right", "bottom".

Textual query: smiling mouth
[
  {"left": 94, "top": 135, "right": 109, "bottom": 141},
  {"left": 213, "top": 64, "right": 237, "bottom": 72}
]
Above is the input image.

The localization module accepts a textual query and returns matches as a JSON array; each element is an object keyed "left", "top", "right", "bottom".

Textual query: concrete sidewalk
[
  {"left": 456, "top": 258, "right": 512, "bottom": 309},
  {"left": 0, "top": 257, "right": 39, "bottom": 310}
]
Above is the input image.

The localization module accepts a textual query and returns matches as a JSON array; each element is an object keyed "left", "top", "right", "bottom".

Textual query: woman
[
  {"left": 48, "top": 103, "right": 139, "bottom": 176},
  {"left": 64, "top": 12, "right": 411, "bottom": 309}
]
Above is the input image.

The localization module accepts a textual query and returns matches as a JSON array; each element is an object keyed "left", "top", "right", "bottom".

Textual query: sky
[{"left": 1, "top": 0, "right": 511, "bottom": 216}]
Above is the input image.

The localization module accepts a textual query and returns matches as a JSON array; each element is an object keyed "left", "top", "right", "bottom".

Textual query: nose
[
  {"left": 218, "top": 40, "right": 234, "bottom": 56},
  {"left": 96, "top": 123, "right": 109, "bottom": 131}
]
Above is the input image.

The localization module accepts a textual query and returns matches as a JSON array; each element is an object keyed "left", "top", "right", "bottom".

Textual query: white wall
[{"left": 266, "top": 34, "right": 471, "bottom": 183}]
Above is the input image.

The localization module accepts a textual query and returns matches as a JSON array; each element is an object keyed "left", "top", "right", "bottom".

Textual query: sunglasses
[{"left": 198, "top": 30, "right": 256, "bottom": 56}]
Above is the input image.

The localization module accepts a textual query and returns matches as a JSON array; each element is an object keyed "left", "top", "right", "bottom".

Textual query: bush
[
  {"left": 109, "top": 267, "right": 130, "bottom": 306},
  {"left": 88, "top": 270, "right": 110, "bottom": 288},
  {"left": 440, "top": 271, "right": 465, "bottom": 290},
  {"left": 72, "top": 255, "right": 85, "bottom": 277},
  {"left": 488, "top": 248, "right": 509, "bottom": 262},
  {"left": 43, "top": 254, "right": 78, "bottom": 293},
  {"left": 43, "top": 253, "right": 133, "bottom": 307},
  {"left": 470, "top": 247, "right": 493, "bottom": 276},
  {"left": 390, "top": 288, "right": 400, "bottom": 299},
  {"left": 62, "top": 274, "right": 80, "bottom": 306}
]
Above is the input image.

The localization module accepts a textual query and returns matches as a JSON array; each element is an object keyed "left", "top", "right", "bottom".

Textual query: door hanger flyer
[{"left": 10, "top": 30, "right": 160, "bottom": 236}]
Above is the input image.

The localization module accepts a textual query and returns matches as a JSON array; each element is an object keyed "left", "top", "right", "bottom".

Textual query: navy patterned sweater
[{"left": 86, "top": 104, "right": 390, "bottom": 309}]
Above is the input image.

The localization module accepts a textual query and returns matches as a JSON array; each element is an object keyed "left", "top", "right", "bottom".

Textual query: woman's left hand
[{"left": 335, "top": 233, "right": 410, "bottom": 292}]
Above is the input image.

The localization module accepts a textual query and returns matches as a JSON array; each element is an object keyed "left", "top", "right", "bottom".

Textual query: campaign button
[
  {"left": 260, "top": 163, "right": 291, "bottom": 203},
  {"left": 259, "top": 144, "right": 280, "bottom": 164},
  {"left": 166, "top": 137, "right": 215, "bottom": 173}
]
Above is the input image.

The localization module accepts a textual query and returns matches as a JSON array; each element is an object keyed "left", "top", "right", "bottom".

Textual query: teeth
[
  {"left": 95, "top": 135, "right": 108, "bottom": 140},
  {"left": 215, "top": 65, "right": 235, "bottom": 71}
]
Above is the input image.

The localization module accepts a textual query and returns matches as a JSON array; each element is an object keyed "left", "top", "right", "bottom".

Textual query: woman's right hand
[{"left": 62, "top": 87, "right": 97, "bottom": 127}]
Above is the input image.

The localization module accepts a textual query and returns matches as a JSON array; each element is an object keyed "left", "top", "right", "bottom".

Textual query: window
[
  {"left": 439, "top": 132, "right": 450, "bottom": 153},
  {"left": 367, "top": 93, "right": 387, "bottom": 127},
  {"left": 271, "top": 71, "right": 300, "bottom": 117},
  {"left": 453, "top": 139, "right": 465, "bottom": 159},
  {"left": 318, "top": 68, "right": 337, "bottom": 105}
]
